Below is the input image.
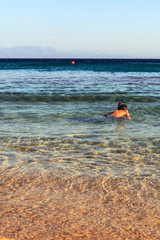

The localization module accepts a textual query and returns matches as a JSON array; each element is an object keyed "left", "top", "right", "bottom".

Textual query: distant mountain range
[{"left": 0, "top": 46, "right": 107, "bottom": 58}]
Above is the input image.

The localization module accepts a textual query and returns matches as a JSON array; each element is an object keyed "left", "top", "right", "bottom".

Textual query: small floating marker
[{"left": 71, "top": 61, "right": 75, "bottom": 64}]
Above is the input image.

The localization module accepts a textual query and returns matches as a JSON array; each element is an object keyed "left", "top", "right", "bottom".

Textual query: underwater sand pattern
[{"left": 0, "top": 168, "right": 160, "bottom": 240}]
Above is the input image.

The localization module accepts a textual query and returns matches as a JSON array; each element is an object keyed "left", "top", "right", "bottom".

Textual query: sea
[{"left": 0, "top": 59, "right": 160, "bottom": 240}]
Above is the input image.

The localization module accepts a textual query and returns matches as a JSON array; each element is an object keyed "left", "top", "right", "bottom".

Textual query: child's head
[
  {"left": 118, "top": 100, "right": 128, "bottom": 111},
  {"left": 119, "top": 104, "right": 128, "bottom": 111}
]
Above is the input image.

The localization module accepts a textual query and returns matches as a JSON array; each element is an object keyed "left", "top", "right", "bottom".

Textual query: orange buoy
[{"left": 71, "top": 61, "right": 75, "bottom": 64}]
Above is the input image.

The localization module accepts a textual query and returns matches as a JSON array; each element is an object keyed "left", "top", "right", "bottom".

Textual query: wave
[{"left": 0, "top": 91, "right": 159, "bottom": 103}]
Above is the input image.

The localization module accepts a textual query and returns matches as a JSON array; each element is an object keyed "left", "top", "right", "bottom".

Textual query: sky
[{"left": 1, "top": 0, "right": 160, "bottom": 58}]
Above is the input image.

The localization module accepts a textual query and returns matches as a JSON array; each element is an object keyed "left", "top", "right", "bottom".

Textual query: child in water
[{"left": 101, "top": 100, "right": 131, "bottom": 120}]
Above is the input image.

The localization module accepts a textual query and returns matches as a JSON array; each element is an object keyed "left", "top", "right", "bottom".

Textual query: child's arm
[
  {"left": 126, "top": 111, "right": 131, "bottom": 120},
  {"left": 100, "top": 113, "right": 108, "bottom": 116}
]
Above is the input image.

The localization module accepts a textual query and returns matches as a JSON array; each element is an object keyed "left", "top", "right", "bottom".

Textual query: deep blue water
[{"left": 1, "top": 58, "right": 160, "bottom": 72}]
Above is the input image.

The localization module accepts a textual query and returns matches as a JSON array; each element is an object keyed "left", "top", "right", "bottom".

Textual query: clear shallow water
[{"left": 0, "top": 59, "right": 160, "bottom": 239}]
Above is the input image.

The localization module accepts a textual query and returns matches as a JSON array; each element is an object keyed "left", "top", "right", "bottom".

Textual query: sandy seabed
[{"left": 0, "top": 168, "right": 160, "bottom": 240}]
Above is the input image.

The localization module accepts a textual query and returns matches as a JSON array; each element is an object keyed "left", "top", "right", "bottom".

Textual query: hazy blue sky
[{"left": 1, "top": 0, "right": 160, "bottom": 57}]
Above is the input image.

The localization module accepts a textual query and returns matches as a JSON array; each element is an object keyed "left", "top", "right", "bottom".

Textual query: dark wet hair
[
  {"left": 119, "top": 104, "right": 128, "bottom": 111},
  {"left": 118, "top": 100, "right": 128, "bottom": 111}
]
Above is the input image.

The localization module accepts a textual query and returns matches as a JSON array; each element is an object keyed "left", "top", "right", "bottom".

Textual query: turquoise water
[{"left": 0, "top": 59, "right": 159, "bottom": 178}]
